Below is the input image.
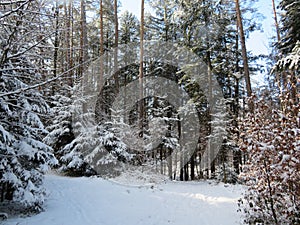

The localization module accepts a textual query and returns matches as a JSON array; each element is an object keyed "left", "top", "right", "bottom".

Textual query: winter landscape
[
  {"left": 4, "top": 173, "right": 244, "bottom": 225},
  {"left": 0, "top": 0, "right": 299, "bottom": 224}
]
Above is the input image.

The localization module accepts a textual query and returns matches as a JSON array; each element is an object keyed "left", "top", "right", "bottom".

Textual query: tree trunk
[
  {"left": 80, "top": 0, "right": 88, "bottom": 112},
  {"left": 167, "top": 149, "right": 172, "bottom": 179},
  {"left": 178, "top": 114, "right": 182, "bottom": 181},
  {"left": 53, "top": 0, "right": 59, "bottom": 94},
  {"left": 160, "top": 146, "right": 163, "bottom": 174},
  {"left": 190, "top": 154, "right": 195, "bottom": 180},
  {"left": 114, "top": 0, "right": 119, "bottom": 92},
  {"left": 184, "top": 163, "right": 189, "bottom": 181},
  {"left": 271, "top": 0, "right": 287, "bottom": 93},
  {"left": 70, "top": 1, "right": 74, "bottom": 85},
  {"left": 64, "top": 1, "right": 72, "bottom": 87},
  {"left": 139, "top": 0, "right": 145, "bottom": 136},
  {"left": 79, "top": 0, "right": 88, "bottom": 78},
  {"left": 235, "top": 0, "right": 253, "bottom": 111},
  {"left": 180, "top": 153, "right": 184, "bottom": 181},
  {"left": 99, "top": 0, "right": 104, "bottom": 88},
  {"left": 97, "top": 0, "right": 105, "bottom": 120},
  {"left": 271, "top": 0, "right": 281, "bottom": 44}
]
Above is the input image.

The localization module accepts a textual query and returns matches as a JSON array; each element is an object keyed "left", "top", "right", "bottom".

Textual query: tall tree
[
  {"left": 234, "top": 0, "right": 253, "bottom": 110},
  {"left": 113, "top": 0, "right": 119, "bottom": 92},
  {"left": 53, "top": 0, "right": 60, "bottom": 81},
  {"left": 79, "top": 0, "right": 88, "bottom": 80},
  {"left": 100, "top": 0, "right": 104, "bottom": 88},
  {"left": 120, "top": 11, "right": 139, "bottom": 44},
  {"left": 64, "top": 0, "right": 73, "bottom": 87},
  {"left": 272, "top": 0, "right": 281, "bottom": 43},
  {"left": 148, "top": 0, "right": 178, "bottom": 42},
  {"left": 80, "top": 0, "right": 89, "bottom": 113},
  {"left": 139, "top": 0, "right": 145, "bottom": 134}
]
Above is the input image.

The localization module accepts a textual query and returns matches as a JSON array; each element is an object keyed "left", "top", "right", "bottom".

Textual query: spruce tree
[{"left": 0, "top": 0, "right": 57, "bottom": 211}]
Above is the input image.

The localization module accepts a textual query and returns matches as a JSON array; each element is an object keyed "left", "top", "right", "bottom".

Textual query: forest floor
[{"left": 5, "top": 172, "right": 244, "bottom": 225}]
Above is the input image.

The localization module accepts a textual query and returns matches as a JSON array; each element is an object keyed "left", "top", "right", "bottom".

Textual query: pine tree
[
  {"left": 120, "top": 11, "right": 139, "bottom": 45},
  {"left": 278, "top": 0, "right": 300, "bottom": 54},
  {"left": 235, "top": 0, "right": 253, "bottom": 103},
  {"left": 275, "top": 0, "right": 300, "bottom": 104}
]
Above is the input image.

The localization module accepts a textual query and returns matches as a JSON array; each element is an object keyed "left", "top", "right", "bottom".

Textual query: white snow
[{"left": 5, "top": 174, "right": 244, "bottom": 225}]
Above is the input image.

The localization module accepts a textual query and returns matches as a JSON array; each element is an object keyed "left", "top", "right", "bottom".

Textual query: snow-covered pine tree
[
  {"left": 239, "top": 98, "right": 300, "bottom": 224},
  {"left": 43, "top": 85, "right": 86, "bottom": 176},
  {"left": 275, "top": 41, "right": 300, "bottom": 73},
  {"left": 59, "top": 112, "right": 134, "bottom": 177},
  {"left": 278, "top": 0, "right": 300, "bottom": 54},
  {"left": 45, "top": 80, "right": 134, "bottom": 177},
  {"left": 0, "top": 1, "right": 57, "bottom": 212}
]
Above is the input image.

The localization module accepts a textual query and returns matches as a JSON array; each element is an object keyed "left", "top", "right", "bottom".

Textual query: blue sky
[{"left": 120, "top": 0, "right": 141, "bottom": 18}]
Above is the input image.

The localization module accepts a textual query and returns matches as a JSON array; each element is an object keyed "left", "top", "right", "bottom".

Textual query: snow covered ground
[{"left": 5, "top": 174, "right": 244, "bottom": 225}]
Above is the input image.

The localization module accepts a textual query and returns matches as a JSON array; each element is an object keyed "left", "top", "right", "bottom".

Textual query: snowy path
[{"left": 5, "top": 175, "right": 243, "bottom": 225}]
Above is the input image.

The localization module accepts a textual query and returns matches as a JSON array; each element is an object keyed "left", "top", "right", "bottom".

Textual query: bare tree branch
[
  {"left": 0, "top": 58, "right": 95, "bottom": 98},
  {"left": 0, "top": 0, "right": 31, "bottom": 19}
]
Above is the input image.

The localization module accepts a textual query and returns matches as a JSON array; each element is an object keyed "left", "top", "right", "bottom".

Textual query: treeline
[{"left": 0, "top": 0, "right": 299, "bottom": 223}]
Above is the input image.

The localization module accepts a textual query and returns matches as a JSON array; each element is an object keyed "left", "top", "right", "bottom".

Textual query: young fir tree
[{"left": 0, "top": 1, "right": 57, "bottom": 211}]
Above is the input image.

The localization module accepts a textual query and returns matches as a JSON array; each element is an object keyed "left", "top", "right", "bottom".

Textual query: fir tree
[{"left": 0, "top": 0, "right": 57, "bottom": 211}]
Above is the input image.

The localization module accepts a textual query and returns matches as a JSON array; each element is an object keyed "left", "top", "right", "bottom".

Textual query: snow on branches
[
  {"left": 238, "top": 98, "right": 300, "bottom": 224},
  {"left": 0, "top": 0, "right": 57, "bottom": 212}
]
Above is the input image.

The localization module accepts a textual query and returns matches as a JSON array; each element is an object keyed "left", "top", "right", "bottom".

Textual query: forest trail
[{"left": 5, "top": 174, "right": 243, "bottom": 225}]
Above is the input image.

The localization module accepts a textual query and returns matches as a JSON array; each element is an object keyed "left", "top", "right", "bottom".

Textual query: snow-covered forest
[{"left": 0, "top": 0, "right": 299, "bottom": 224}]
